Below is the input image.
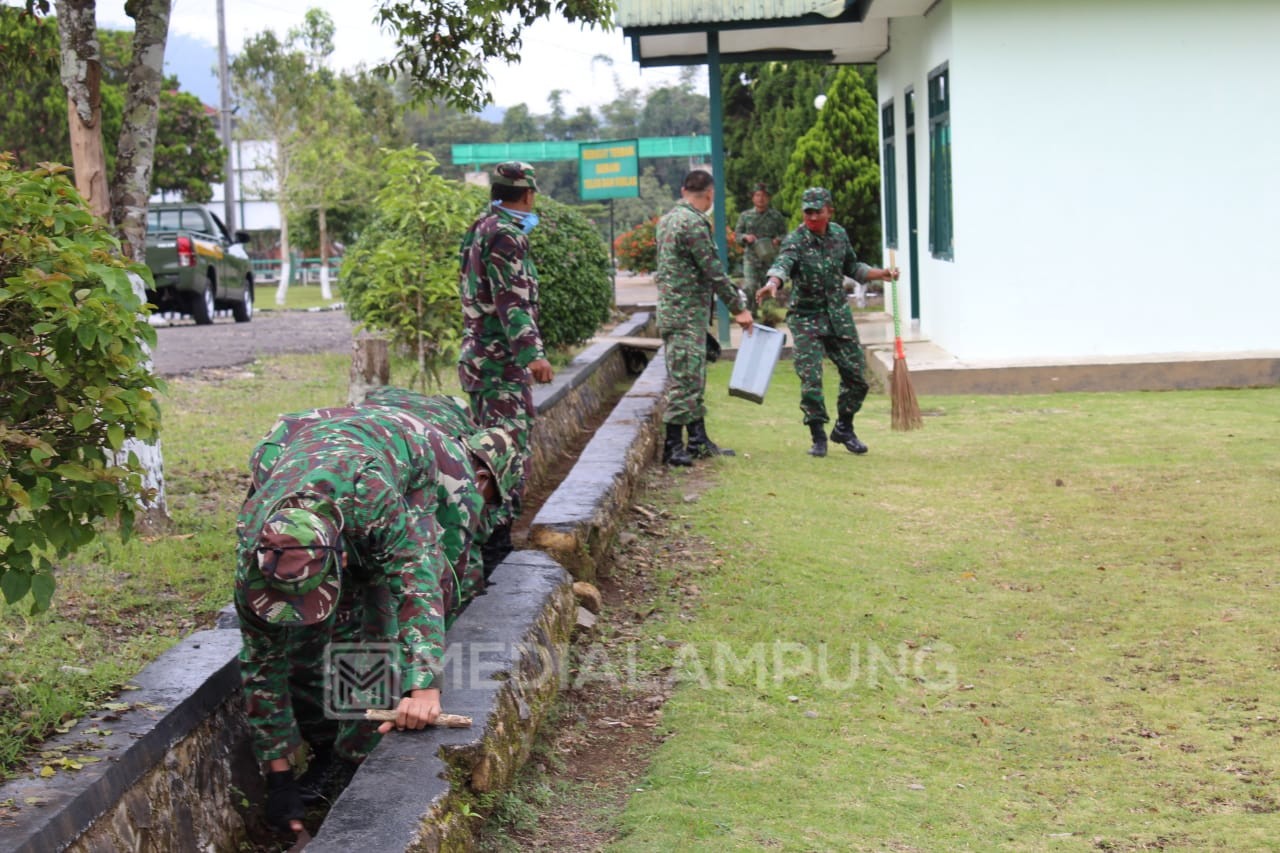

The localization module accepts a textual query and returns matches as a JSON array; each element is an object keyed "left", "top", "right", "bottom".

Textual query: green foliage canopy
[
  {"left": 374, "top": 0, "right": 615, "bottom": 111},
  {"left": 152, "top": 83, "right": 225, "bottom": 203},
  {"left": 0, "top": 158, "right": 162, "bottom": 613}
]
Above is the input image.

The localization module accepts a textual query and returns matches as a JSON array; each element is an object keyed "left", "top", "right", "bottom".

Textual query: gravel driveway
[{"left": 149, "top": 309, "right": 355, "bottom": 376}]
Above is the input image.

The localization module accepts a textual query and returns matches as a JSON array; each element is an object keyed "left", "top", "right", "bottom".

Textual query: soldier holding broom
[{"left": 755, "top": 187, "right": 899, "bottom": 457}]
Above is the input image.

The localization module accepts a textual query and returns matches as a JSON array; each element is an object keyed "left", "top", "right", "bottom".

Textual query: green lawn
[
  {"left": 254, "top": 281, "right": 343, "bottom": 312},
  {"left": 0, "top": 351, "right": 458, "bottom": 780},
  {"left": 609, "top": 364, "right": 1280, "bottom": 852}
]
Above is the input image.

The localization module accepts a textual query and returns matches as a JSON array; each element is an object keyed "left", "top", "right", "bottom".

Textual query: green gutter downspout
[{"left": 708, "top": 29, "right": 732, "bottom": 344}]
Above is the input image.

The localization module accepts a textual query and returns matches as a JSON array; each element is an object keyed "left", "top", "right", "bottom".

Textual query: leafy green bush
[
  {"left": 341, "top": 148, "right": 475, "bottom": 387},
  {"left": 526, "top": 194, "right": 612, "bottom": 349},
  {"left": 0, "top": 157, "right": 162, "bottom": 613}
]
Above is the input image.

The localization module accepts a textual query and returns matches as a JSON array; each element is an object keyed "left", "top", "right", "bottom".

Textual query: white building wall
[
  {"left": 881, "top": 0, "right": 1280, "bottom": 361},
  {"left": 877, "top": 3, "right": 955, "bottom": 343}
]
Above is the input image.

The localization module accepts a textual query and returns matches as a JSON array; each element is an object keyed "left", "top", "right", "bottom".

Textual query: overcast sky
[{"left": 92, "top": 0, "right": 702, "bottom": 114}]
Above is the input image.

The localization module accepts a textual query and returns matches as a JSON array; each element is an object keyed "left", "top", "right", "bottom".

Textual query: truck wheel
[
  {"left": 232, "top": 278, "right": 253, "bottom": 323},
  {"left": 189, "top": 277, "right": 215, "bottom": 325}
]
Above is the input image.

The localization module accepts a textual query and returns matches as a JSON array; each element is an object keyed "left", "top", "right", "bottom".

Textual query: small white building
[{"left": 621, "top": 0, "right": 1280, "bottom": 371}]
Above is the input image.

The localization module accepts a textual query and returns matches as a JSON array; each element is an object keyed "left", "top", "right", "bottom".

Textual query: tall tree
[
  {"left": 230, "top": 23, "right": 313, "bottom": 303},
  {"left": 109, "top": 0, "right": 172, "bottom": 262},
  {"left": 54, "top": 0, "right": 109, "bottom": 217},
  {"left": 721, "top": 60, "right": 834, "bottom": 220},
  {"left": 43, "top": 0, "right": 174, "bottom": 520},
  {"left": 779, "top": 65, "right": 882, "bottom": 264},
  {"left": 289, "top": 80, "right": 373, "bottom": 299},
  {"left": 152, "top": 82, "right": 225, "bottom": 202}
]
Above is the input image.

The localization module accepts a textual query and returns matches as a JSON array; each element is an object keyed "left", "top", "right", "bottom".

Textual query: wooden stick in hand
[{"left": 363, "top": 709, "right": 473, "bottom": 727}]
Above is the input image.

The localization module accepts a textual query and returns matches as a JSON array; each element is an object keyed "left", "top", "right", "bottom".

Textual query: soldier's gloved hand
[{"left": 265, "top": 769, "right": 305, "bottom": 834}]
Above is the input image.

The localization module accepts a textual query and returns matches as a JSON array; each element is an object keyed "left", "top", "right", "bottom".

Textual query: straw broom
[{"left": 887, "top": 250, "right": 923, "bottom": 431}]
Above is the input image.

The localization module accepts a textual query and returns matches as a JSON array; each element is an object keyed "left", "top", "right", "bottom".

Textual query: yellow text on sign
[{"left": 583, "top": 176, "right": 639, "bottom": 190}]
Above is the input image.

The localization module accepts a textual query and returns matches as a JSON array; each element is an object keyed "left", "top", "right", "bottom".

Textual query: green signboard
[{"left": 578, "top": 139, "right": 640, "bottom": 201}]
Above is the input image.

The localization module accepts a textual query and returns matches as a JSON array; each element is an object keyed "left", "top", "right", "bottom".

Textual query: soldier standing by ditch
[
  {"left": 458, "top": 160, "right": 553, "bottom": 564},
  {"left": 234, "top": 404, "right": 518, "bottom": 840},
  {"left": 756, "top": 187, "right": 899, "bottom": 458},
  {"left": 734, "top": 181, "right": 788, "bottom": 310},
  {"left": 655, "top": 169, "right": 754, "bottom": 466}
]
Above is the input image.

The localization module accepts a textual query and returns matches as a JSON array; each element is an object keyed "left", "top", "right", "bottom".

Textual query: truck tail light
[{"left": 176, "top": 236, "right": 195, "bottom": 268}]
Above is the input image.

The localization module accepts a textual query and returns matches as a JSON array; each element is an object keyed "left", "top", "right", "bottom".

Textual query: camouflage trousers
[
  {"left": 790, "top": 314, "right": 869, "bottom": 425},
  {"left": 742, "top": 260, "right": 770, "bottom": 311},
  {"left": 246, "top": 610, "right": 383, "bottom": 766},
  {"left": 466, "top": 380, "right": 533, "bottom": 515},
  {"left": 660, "top": 325, "right": 709, "bottom": 426}
]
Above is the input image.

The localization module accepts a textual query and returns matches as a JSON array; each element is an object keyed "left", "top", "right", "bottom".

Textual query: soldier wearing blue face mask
[{"left": 457, "top": 160, "right": 554, "bottom": 566}]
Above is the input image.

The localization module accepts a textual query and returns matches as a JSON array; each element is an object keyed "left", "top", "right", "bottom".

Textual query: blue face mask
[{"left": 494, "top": 202, "right": 540, "bottom": 234}]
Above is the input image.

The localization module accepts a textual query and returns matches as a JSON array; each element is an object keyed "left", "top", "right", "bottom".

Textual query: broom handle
[
  {"left": 888, "top": 250, "right": 905, "bottom": 360},
  {"left": 363, "top": 709, "right": 473, "bottom": 727}
]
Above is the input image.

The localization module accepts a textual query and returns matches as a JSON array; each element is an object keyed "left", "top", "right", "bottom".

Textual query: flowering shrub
[
  {"left": 615, "top": 216, "right": 744, "bottom": 275},
  {"left": 614, "top": 216, "right": 658, "bottom": 273}
]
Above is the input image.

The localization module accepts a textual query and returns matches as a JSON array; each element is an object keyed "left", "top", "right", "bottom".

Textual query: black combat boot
[
  {"left": 830, "top": 419, "right": 868, "bottom": 454},
  {"left": 807, "top": 422, "right": 828, "bottom": 457},
  {"left": 481, "top": 521, "right": 513, "bottom": 578},
  {"left": 663, "top": 422, "right": 693, "bottom": 466},
  {"left": 686, "top": 419, "right": 735, "bottom": 458}
]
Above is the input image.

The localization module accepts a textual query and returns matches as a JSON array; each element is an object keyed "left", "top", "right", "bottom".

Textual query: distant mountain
[{"left": 165, "top": 33, "right": 220, "bottom": 107}]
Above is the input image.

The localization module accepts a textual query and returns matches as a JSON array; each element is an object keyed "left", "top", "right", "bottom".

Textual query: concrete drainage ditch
[{"left": 0, "top": 313, "right": 664, "bottom": 853}]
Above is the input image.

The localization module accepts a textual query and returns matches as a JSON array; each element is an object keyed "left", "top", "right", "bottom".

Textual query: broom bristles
[{"left": 890, "top": 355, "right": 924, "bottom": 431}]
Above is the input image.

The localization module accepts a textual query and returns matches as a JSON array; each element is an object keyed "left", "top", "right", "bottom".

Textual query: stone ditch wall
[{"left": 0, "top": 313, "right": 664, "bottom": 853}]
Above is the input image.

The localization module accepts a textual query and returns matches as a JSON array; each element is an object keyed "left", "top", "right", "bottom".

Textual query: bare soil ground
[{"left": 479, "top": 464, "right": 719, "bottom": 852}]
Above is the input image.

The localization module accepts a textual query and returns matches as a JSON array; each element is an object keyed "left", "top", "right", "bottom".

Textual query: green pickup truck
[{"left": 145, "top": 203, "right": 254, "bottom": 325}]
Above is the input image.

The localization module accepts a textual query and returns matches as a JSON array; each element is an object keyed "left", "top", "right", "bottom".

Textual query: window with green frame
[
  {"left": 927, "top": 64, "right": 953, "bottom": 260},
  {"left": 881, "top": 101, "right": 898, "bottom": 249}
]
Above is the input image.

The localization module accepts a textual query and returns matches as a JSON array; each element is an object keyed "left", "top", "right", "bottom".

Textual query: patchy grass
[
  {"left": 254, "top": 282, "right": 344, "bottom": 313},
  {"left": 0, "top": 353, "right": 458, "bottom": 782},
  {"left": 599, "top": 366, "right": 1280, "bottom": 851}
]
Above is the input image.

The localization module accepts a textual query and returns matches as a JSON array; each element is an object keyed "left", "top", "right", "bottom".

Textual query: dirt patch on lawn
[{"left": 479, "top": 463, "right": 720, "bottom": 851}]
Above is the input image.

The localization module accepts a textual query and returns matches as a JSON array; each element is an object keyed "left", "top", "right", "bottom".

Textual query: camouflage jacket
[
  {"left": 655, "top": 200, "right": 746, "bottom": 332},
  {"left": 734, "top": 207, "right": 789, "bottom": 265},
  {"left": 236, "top": 407, "right": 488, "bottom": 706},
  {"left": 458, "top": 206, "right": 546, "bottom": 390},
  {"left": 767, "top": 222, "right": 872, "bottom": 339}
]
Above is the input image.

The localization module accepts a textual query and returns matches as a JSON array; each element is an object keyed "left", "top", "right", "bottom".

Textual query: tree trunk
[
  {"left": 348, "top": 333, "right": 389, "bottom": 405},
  {"left": 275, "top": 211, "right": 292, "bottom": 305},
  {"left": 318, "top": 206, "right": 332, "bottom": 300},
  {"left": 55, "top": 0, "right": 109, "bottom": 220},
  {"left": 111, "top": 0, "right": 172, "bottom": 263},
  {"left": 275, "top": 148, "right": 292, "bottom": 304}
]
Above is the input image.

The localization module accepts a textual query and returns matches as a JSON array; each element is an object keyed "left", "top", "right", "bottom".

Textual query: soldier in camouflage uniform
[
  {"left": 458, "top": 160, "right": 552, "bottom": 560},
  {"left": 234, "top": 403, "right": 519, "bottom": 837},
  {"left": 757, "top": 187, "right": 899, "bottom": 458},
  {"left": 655, "top": 169, "right": 754, "bottom": 466},
  {"left": 733, "top": 182, "right": 789, "bottom": 311}
]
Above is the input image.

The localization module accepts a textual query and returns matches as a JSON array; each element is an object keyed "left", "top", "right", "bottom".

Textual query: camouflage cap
[
  {"left": 752, "top": 182, "right": 771, "bottom": 194},
  {"left": 240, "top": 505, "right": 343, "bottom": 626},
  {"left": 465, "top": 427, "right": 524, "bottom": 504},
  {"left": 493, "top": 161, "right": 538, "bottom": 191},
  {"left": 801, "top": 187, "right": 833, "bottom": 210}
]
